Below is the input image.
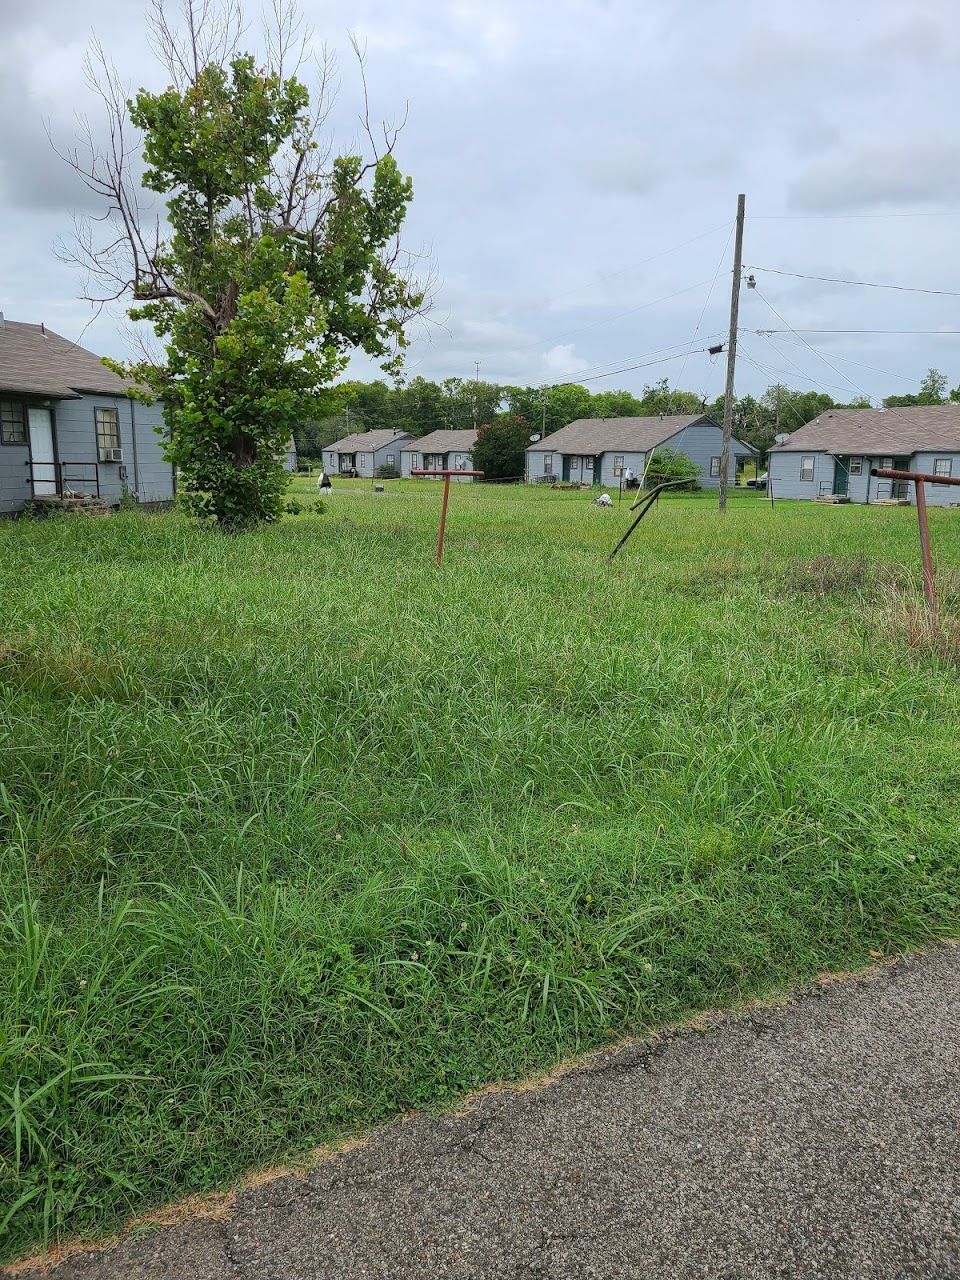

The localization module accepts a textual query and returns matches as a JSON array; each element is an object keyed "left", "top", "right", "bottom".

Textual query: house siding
[
  {"left": 326, "top": 437, "right": 408, "bottom": 477},
  {"left": 769, "top": 450, "right": 960, "bottom": 505},
  {"left": 908, "top": 452, "right": 960, "bottom": 506},
  {"left": 0, "top": 392, "right": 172, "bottom": 513},
  {"left": 0, "top": 432, "right": 31, "bottom": 513},
  {"left": 401, "top": 449, "right": 476, "bottom": 480},
  {"left": 658, "top": 422, "right": 752, "bottom": 490},
  {"left": 768, "top": 450, "right": 832, "bottom": 501},
  {"left": 525, "top": 422, "right": 755, "bottom": 488},
  {"left": 597, "top": 451, "right": 646, "bottom": 487}
]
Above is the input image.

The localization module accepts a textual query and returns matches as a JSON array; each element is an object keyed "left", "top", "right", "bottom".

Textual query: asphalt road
[{"left": 10, "top": 946, "right": 960, "bottom": 1279}]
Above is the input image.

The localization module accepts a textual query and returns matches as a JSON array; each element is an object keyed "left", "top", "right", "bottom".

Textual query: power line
[
  {"left": 746, "top": 286, "right": 871, "bottom": 402},
  {"left": 555, "top": 346, "right": 715, "bottom": 387},
  {"left": 748, "top": 211, "right": 960, "bottom": 221},
  {"left": 743, "top": 327, "right": 960, "bottom": 336},
  {"left": 744, "top": 265, "right": 960, "bottom": 297},
  {"left": 769, "top": 334, "right": 916, "bottom": 384},
  {"left": 675, "top": 223, "right": 735, "bottom": 391}
]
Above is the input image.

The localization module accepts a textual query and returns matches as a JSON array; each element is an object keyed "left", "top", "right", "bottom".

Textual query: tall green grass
[{"left": 2, "top": 489, "right": 959, "bottom": 1259}]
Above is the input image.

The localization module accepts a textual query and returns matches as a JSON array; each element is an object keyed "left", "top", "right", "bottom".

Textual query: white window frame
[
  {"left": 934, "top": 457, "right": 952, "bottom": 478},
  {"left": 95, "top": 406, "right": 121, "bottom": 452},
  {"left": 613, "top": 455, "right": 624, "bottom": 477},
  {"left": 848, "top": 457, "right": 863, "bottom": 476},
  {"left": 709, "top": 456, "right": 721, "bottom": 478},
  {"left": 409, "top": 453, "right": 420, "bottom": 470},
  {"left": 543, "top": 454, "right": 553, "bottom": 475},
  {"left": 800, "top": 455, "right": 815, "bottom": 482},
  {"left": 386, "top": 453, "right": 395, "bottom": 466}
]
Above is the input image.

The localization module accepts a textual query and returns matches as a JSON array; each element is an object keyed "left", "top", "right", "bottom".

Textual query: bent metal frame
[{"left": 411, "top": 469, "right": 485, "bottom": 566}]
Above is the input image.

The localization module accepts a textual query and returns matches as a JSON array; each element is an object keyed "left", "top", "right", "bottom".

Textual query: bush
[
  {"left": 644, "top": 447, "right": 701, "bottom": 490},
  {"left": 376, "top": 465, "right": 401, "bottom": 479}
]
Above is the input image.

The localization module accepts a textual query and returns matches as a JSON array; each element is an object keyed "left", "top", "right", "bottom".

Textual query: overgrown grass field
[{"left": 2, "top": 483, "right": 959, "bottom": 1259}]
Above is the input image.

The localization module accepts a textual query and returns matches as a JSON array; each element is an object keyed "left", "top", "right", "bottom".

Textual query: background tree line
[{"left": 296, "top": 367, "right": 960, "bottom": 468}]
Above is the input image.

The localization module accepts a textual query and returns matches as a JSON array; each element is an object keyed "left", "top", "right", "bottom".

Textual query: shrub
[
  {"left": 376, "top": 465, "right": 401, "bottom": 479},
  {"left": 644, "top": 447, "right": 701, "bottom": 490}
]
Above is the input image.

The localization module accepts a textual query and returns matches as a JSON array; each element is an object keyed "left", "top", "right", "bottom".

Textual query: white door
[{"left": 28, "top": 407, "right": 57, "bottom": 495}]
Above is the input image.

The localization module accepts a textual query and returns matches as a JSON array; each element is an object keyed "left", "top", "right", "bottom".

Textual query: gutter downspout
[{"left": 129, "top": 397, "right": 142, "bottom": 497}]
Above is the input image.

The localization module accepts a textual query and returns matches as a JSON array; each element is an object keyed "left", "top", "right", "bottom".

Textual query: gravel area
[{"left": 9, "top": 946, "right": 960, "bottom": 1279}]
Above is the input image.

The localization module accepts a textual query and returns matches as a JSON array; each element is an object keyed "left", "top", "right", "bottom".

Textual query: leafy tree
[
  {"left": 65, "top": 1, "right": 422, "bottom": 528},
  {"left": 472, "top": 415, "right": 531, "bottom": 481},
  {"left": 919, "top": 367, "right": 948, "bottom": 404},
  {"left": 640, "top": 378, "right": 703, "bottom": 416},
  {"left": 644, "top": 446, "right": 701, "bottom": 490}
]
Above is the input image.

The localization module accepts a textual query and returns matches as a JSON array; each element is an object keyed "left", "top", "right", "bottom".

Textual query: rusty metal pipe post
[
  {"left": 436, "top": 472, "right": 452, "bottom": 567},
  {"left": 410, "top": 469, "right": 485, "bottom": 566},
  {"left": 914, "top": 478, "right": 938, "bottom": 626},
  {"left": 871, "top": 466, "right": 960, "bottom": 628}
]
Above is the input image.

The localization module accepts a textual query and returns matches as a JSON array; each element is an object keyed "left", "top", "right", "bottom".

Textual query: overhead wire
[{"left": 744, "top": 265, "right": 960, "bottom": 298}]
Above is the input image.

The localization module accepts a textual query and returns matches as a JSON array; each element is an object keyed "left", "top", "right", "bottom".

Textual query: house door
[
  {"left": 833, "top": 455, "right": 850, "bottom": 496},
  {"left": 582, "top": 455, "right": 594, "bottom": 484},
  {"left": 891, "top": 456, "right": 910, "bottom": 499},
  {"left": 28, "top": 407, "right": 57, "bottom": 495},
  {"left": 562, "top": 456, "right": 571, "bottom": 482}
]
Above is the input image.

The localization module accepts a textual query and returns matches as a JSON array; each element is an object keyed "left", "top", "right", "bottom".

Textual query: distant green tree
[
  {"left": 919, "top": 367, "right": 948, "bottom": 404},
  {"left": 640, "top": 378, "right": 704, "bottom": 416},
  {"left": 472, "top": 415, "right": 530, "bottom": 481}
]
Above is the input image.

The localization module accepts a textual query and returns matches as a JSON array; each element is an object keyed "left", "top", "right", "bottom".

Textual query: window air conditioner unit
[{"left": 99, "top": 447, "right": 123, "bottom": 462}]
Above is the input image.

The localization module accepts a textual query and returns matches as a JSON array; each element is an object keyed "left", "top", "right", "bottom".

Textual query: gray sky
[{"left": 2, "top": 0, "right": 959, "bottom": 403}]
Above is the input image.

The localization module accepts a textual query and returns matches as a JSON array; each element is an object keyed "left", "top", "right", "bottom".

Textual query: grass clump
[{"left": 1, "top": 490, "right": 959, "bottom": 1259}]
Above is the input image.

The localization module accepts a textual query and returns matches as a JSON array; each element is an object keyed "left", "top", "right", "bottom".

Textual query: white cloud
[{"left": 542, "top": 343, "right": 589, "bottom": 379}]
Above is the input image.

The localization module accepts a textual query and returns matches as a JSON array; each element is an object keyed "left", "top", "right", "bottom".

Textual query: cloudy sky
[{"left": 2, "top": 0, "right": 959, "bottom": 403}]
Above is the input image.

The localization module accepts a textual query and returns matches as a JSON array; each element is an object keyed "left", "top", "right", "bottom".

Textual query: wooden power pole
[{"left": 719, "top": 193, "right": 746, "bottom": 513}]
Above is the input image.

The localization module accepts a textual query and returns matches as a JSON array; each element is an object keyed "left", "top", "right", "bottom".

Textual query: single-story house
[
  {"left": 525, "top": 415, "right": 757, "bottom": 487},
  {"left": 0, "top": 317, "right": 174, "bottom": 514},
  {"left": 401, "top": 429, "right": 479, "bottom": 480},
  {"left": 323, "top": 429, "right": 410, "bottom": 477},
  {"left": 768, "top": 405, "right": 960, "bottom": 505}
]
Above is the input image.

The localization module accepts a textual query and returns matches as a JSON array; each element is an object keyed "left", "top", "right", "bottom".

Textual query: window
[
  {"left": 0, "top": 400, "right": 26, "bottom": 445},
  {"left": 800, "top": 456, "right": 815, "bottom": 481},
  {"left": 95, "top": 407, "right": 120, "bottom": 451},
  {"left": 571, "top": 458, "right": 580, "bottom": 471},
  {"left": 613, "top": 455, "right": 624, "bottom": 476},
  {"left": 543, "top": 455, "right": 553, "bottom": 474},
  {"left": 849, "top": 457, "right": 863, "bottom": 476},
  {"left": 709, "top": 456, "right": 721, "bottom": 477},
  {"left": 386, "top": 453, "right": 395, "bottom": 465},
  {"left": 409, "top": 453, "right": 420, "bottom": 470},
  {"left": 934, "top": 458, "right": 953, "bottom": 478}
]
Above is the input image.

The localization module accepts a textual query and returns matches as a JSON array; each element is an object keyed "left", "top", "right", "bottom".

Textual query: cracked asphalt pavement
[{"left": 9, "top": 945, "right": 960, "bottom": 1279}]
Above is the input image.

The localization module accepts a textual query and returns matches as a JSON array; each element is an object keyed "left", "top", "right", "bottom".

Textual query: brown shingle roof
[
  {"left": 0, "top": 320, "right": 135, "bottom": 398},
  {"left": 771, "top": 405, "right": 960, "bottom": 453},
  {"left": 328, "top": 429, "right": 411, "bottom": 452},
  {"left": 401, "top": 429, "right": 478, "bottom": 453},
  {"left": 528, "top": 415, "right": 710, "bottom": 454}
]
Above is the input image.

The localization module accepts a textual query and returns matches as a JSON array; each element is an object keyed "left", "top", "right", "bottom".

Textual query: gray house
[
  {"left": 401, "top": 429, "right": 478, "bottom": 480},
  {"left": 526, "top": 415, "right": 757, "bottom": 487},
  {"left": 0, "top": 318, "right": 173, "bottom": 514},
  {"left": 324, "top": 429, "right": 410, "bottom": 477},
  {"left": 768, "top": 405, "right": 960, "bottom": 505}
]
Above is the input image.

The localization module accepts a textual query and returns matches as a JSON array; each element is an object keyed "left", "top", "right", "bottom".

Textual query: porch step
[
  {"left": 815, "top": 495, "right": 852, "bottom": 504},
  {"left": 27, "top": 495, "right": 112, "bottom": 516}
]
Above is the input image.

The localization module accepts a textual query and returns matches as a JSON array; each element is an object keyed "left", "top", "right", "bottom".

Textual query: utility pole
[
  {"left": 719, "top": 193, "right": 745, "bottom": 513},
  {"left": 473, "top": 361, "right": 481, "bottom": 431}
]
